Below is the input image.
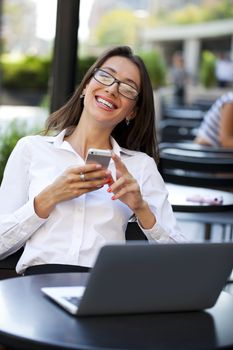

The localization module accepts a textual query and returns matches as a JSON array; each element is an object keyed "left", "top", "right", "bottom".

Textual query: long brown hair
[{"left": 45, "top": 46, "right": 159, "bottom": 163}]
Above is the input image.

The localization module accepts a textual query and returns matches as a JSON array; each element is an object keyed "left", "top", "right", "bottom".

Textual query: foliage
[
  {"left": 199, "top": 51, "right": 216, "bottom": 88},
  {"left": 167, "top": 5, "right": 206, "bottom": 24},
  {"left": 206, "top": 0, "right": 233, "bottom": 21},
  {"left": 139, "top": 50, "right": 166, "bottom": 88},
  {"left": 92, "top": 9, "right": 139, "bottom": 47},
  {"left": 0, "top": 121, "right": 40, "bottom": 184},
  {"left": 2, "top": 0, "right": 36, "bottom": 53},
  {"left": 159, "top": 0, "right": 233, "bottom": 25},
  {"left": 76, "top": 56, "right": 97, "bottom": 84},
  {"left": 1, "top": 55, "right": 51, "bottom": 90},
  {"left": 1, "top": 54, "right": 98, "bottom": 91}
]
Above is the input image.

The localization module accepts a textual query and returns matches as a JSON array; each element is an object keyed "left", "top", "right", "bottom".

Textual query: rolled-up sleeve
[
  {"left": 0, "top": 138, "right": 46, "bottom": 259},
  {"left": 137, "top": 156, "right": 188, "bottom": 243}
]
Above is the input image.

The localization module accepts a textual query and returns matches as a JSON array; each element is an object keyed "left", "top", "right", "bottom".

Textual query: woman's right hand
[{"left": 34, "top": 164, "right": 111, "bottom": 218}]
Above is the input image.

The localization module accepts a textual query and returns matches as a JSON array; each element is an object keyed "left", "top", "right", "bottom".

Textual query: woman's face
[{"left": 82, "top": 56, "right": 140, "bottom": 129}]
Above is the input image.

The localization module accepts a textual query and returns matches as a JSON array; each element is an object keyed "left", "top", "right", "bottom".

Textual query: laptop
[{"left": 41, "top": 242, "right": 233, "bottom": 316}]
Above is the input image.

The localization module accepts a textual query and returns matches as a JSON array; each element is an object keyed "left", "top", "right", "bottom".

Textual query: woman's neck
[{"left": 65, "top": 119, "right": 112, "bottom": 159}]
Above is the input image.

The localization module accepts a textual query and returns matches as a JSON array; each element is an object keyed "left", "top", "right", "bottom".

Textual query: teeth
[{"left": 97, "top": 97, "right": 114, "bottom": 109}]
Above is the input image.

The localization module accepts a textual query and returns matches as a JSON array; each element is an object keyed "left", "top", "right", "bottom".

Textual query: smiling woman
[
  {"left": 0, "top": 46, "right": 187, "bottom": 276},
  {"left": 93, "top": 68, "right": 139, "bottom": 100}
]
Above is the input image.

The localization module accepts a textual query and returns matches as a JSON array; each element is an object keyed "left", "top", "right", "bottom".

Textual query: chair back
[
  {"left": 159, "top": 142, "right": 233, "bottom": 189},
  {"left": 0, "top": 248, "right": 23, "bottom": 279},
  {"left": 159, "top": 119, "right": 200, "bottom": 142},
  {"left": 162, "top": 106, "right": 204, "bottom": 120},
  {"left": 159, "top": 105, "right": 204, "bottom": 142}
]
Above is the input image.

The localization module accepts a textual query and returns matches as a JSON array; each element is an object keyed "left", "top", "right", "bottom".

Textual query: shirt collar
[
  {"left": 52, "top": 129, "right": 67, "bottom": 148},
  {"left": 50, "top": 130, "right": 135, "bottom": 157}
]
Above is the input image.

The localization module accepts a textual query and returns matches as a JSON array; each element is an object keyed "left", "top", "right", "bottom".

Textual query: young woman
[
  {"left": 195, "top": 91, "right": 233, "bottom": 148},
  {"left": 0, "top": 46, "right": 186, "bottom": 275}
]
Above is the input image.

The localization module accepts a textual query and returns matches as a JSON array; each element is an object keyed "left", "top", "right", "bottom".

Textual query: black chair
[
  {"left": 161, "top": 106, "right": 204, "bottom": 121},
  {"left": 125, "top": 222, "right": 147, "bottom": 241},
  {"left": 0, "top": 248, "right": 24, "bottom": 280},
  {"left": 159, "top": 142, "right": 233, "bottom": 154},
  {"left": 191, "top": 99, "right": 215, "bottom": 112},
  {"left": 159, "top": 142, "right": 233, "bottom": 240},
  {"left": 159, "top": 103, "right": 205, "bottom": 143},
  {"left": 159, "top": 142, "right": 233, "bottom": 189},
  {"left": 159, "top": 119, "right": 200, "bottom": 142}
]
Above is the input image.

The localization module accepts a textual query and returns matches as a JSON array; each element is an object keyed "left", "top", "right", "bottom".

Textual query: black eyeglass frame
[{"left": 93, "top": 68, "right": 139, "bottom": 100}]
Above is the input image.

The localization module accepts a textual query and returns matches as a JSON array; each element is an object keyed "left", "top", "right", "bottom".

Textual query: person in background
[
  {"left": 0, "top": 46, "right": 187, "bottom": 275},
  {"left": 195, "top": 91, "right": 233, "bottom": 148},
  {"left": 170, "top": 52, "right": 188, "bottom": 106},
  {"left": 215, "top": 52, "right": 233, "bottom": 88}
]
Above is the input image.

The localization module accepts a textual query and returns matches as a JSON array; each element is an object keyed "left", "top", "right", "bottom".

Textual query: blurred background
[
  {"left": 0, "top": 0, "right": 232, "bottom": 249},
  {"left": 0, "top": 0, "right": 232, "bottom": 181}
]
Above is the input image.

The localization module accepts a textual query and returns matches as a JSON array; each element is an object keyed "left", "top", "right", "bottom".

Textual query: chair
[
  {"left": 0, "top": 248, "right": 23, "bottom": 280},
  {"left": 159, "top": 142, "right": 233, "bottom": 189},
  {"left": 125, "top": 222, "right": 147, "bottom": 241},
  {"left": 191, "top": 99, "right": 214, "bottom": 112},
  {"left": 159, "top": 119, "right": 200, "bottom": 142},
  {"left": 159, "top": 105, "right": 204, "bottom": 143},
  {"left": 159, "top": 142, "right": 233, "bottom": 240},
  {"left": 161, "top": 106, "right": 204, "bottom": 120}
]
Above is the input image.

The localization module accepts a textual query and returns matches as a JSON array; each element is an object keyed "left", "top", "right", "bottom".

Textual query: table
[
  {"left": 0, "top": 273, "right": 233, "bottom": 350},
  {"left": 167, "top": 183, "right": 233, "bottom": 213},
  {"left": 166, "top": 183, "right": 233, "bottom": 240}
]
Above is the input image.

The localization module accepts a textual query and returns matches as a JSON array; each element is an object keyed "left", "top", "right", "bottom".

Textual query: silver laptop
[{"left": 41, "top": 242, "right": 233, "bottom": 316}]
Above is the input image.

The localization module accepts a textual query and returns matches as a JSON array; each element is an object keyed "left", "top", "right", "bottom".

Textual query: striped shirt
[{"left": 197, "top": 92, "right": 233, "bottom": 146}]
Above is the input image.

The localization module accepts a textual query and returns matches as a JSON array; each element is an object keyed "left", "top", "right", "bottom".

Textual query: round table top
[
  {"left": 0, "top": 273, "right": 233, "bottom": 350},
  {"left": 166, "top": 183, "right": 233, "bottom": 212}
]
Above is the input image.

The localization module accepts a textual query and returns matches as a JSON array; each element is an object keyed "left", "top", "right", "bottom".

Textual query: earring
[
  {"left": 125, "top": 118, "right": 130, "bottom": 126},
  {"left": 80, "top": 94, "right": 85, "bottom": 99}
]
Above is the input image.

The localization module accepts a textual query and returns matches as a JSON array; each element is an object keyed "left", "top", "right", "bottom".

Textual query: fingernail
[
  {"left": 107, "top": 187, "right": 112, "bottom": 193},
  {"left": 111, "top": 195, "right": 116, "bottom": 200},
  {"left": 105, "top": 178, "right": 111, "bottom": 184},
  {"left": 95, "top": 164, "right": 102, "bottom": 169}
]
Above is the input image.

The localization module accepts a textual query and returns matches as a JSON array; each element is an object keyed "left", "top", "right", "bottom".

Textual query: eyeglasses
[{"left": 93, "top": 68, "right": 139, "bottom": 100}]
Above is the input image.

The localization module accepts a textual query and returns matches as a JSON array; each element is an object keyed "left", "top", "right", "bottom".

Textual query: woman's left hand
[{"left": 107, "top": 153, "right": 145, "bottom": 212}]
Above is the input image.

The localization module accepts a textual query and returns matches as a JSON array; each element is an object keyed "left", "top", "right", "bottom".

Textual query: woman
[
  {"left": 0, "top": 46, "right": 186, "bottom": 275},
  {"left": 195, "top": 91, "right": 233, "bottom": 148}
]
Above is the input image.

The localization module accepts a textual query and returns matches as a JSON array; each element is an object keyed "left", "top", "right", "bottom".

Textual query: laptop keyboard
[{"left": 63, "top": 296, "right": 81, "bottom": 307}]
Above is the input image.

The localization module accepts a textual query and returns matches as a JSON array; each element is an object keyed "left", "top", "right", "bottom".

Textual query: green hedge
[
  {"left": 76, "top": 56, "right": 97, "bottom": 84},
  {"left": 2, "top": 56, "right": 51, "bottom": 90},
  {"left": 200, "top": 51, "right": 217, "bottom": 88},
  {"left": 139, "top": 50, "right": 166, "bottom": 88},
  {"left": 1, "top": 55, "right": 97, "bottom": 91}
]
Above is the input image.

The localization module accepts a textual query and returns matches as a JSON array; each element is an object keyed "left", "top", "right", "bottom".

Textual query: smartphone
[{"left": 85, "top": 148, "right": 112, "bottom": 169}]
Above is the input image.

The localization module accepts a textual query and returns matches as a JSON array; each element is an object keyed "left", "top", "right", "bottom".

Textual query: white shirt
[{"left": 0, "top": 130, "right": 186, "bottom": 273}]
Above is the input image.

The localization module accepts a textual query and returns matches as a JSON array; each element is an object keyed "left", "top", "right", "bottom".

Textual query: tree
[
  {"left": 207, "top": 0, "right": 233, "bottom": 21},
  {"left": 200, "top": 51, "right": 216, "bottom": 88},
  {"left": 156, "top": 0, "right": 233, "bottom": 25},
  {"left": 91, "top": 9, "right": 139, "bottom": 47},
  {"left": 2, "top": 0, "right": 36, "bottom": 54},
  {"left": 140, "top": 50, "right": 166, "bottom": 88}
]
